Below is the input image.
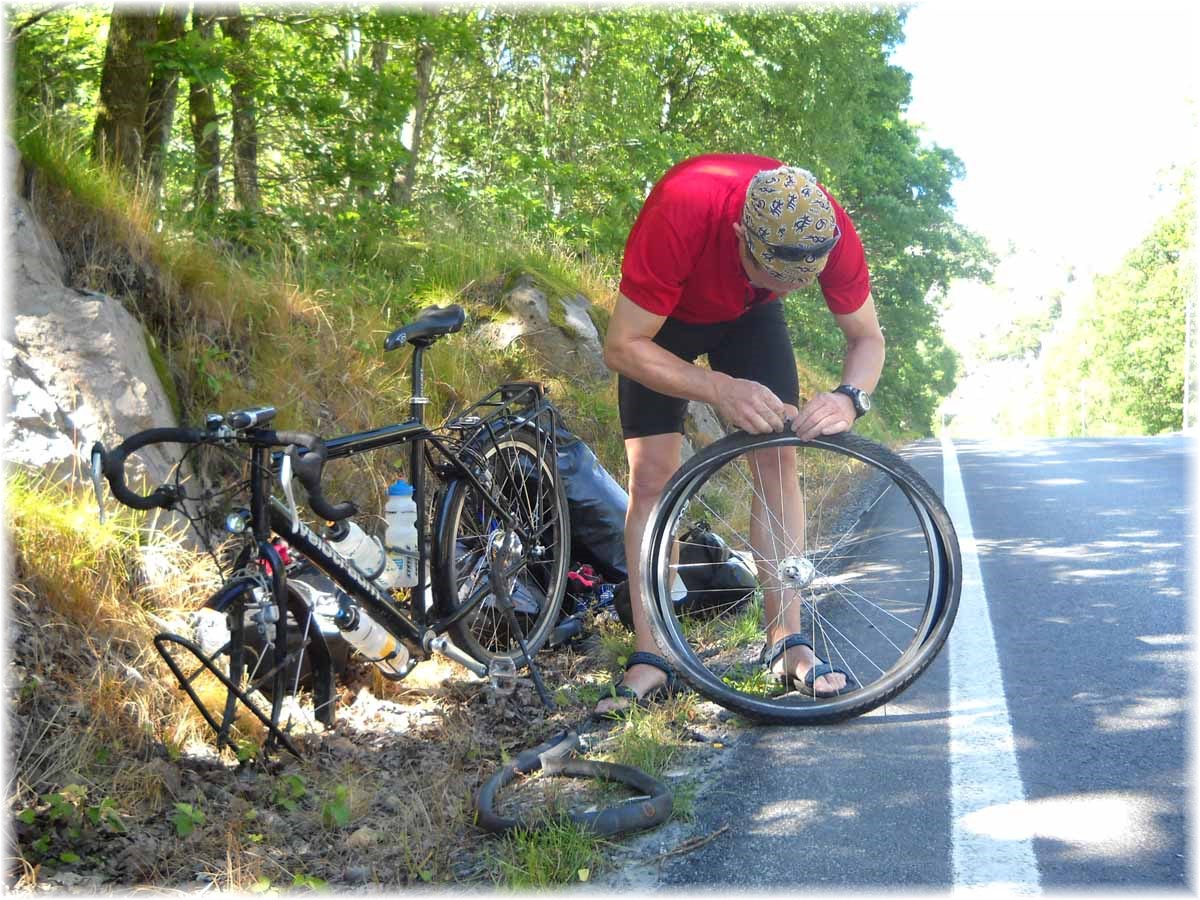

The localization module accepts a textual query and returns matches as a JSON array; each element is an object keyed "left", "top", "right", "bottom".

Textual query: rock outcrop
[
  {"left": 477, "top": 275, "right": 610, "bottom": 382},
  {"left": 478, "top": 275, "right": 728, "bottom": 457},
  {"left": 6, "top": 164, "right": 182, "bottom": 496}
]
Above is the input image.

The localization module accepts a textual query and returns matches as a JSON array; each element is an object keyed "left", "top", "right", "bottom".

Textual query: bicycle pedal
[{"left": 488, "top": 656, "right": 517, "bottom": 696}]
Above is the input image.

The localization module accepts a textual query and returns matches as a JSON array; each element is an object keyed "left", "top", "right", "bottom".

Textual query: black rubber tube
[{"left": 474, "top": 732, "right": 673, "bottom": 836}]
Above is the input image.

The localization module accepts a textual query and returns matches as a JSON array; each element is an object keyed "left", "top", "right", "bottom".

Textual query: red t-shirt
[{"left": 619, "top": 153, "right": 871, "bottom": 324}]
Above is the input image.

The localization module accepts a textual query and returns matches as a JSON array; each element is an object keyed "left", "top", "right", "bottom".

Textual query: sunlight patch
[
  {"left": 1096, "top": 696, "right": 1186, "bottom": 733},
  {"left": 751, "top": 799, "right": 821, "bottom": 835},
  {"left": 1135, "top": 633, "right": 1190, "bottom": 647},
  {"left": 960, "top": 792, "right": 1169, "bottom": 862}
]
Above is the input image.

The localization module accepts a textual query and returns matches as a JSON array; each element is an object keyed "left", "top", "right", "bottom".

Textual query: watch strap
[{"left": 832, "top": 384, "right": 869, "bottom": 419}]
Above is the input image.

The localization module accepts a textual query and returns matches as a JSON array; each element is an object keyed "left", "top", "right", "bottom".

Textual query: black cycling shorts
[{"left": 618, "top": 300, "right": 800, "bottom": 439}]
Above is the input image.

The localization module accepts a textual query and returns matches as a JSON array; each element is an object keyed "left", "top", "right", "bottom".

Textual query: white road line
[{"left": 942, "top": 435, "right": 1042, "bottom": 894}]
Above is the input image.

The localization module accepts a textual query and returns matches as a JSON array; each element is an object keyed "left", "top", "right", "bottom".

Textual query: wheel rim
[
  {"left": 645, "top": 434, "right": 956, "bottom": 720},
  {"left": 442, "top": 435, "right": 568, "bottom": 665}
]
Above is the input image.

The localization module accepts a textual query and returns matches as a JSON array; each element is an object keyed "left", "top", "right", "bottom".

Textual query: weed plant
[{"left": 489, "top": 820, "right": 607, "bottom": 889}]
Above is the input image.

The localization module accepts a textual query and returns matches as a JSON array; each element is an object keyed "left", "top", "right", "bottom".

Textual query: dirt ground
[{"left": 7, "top": 593, "right": 739, "bottom": 892}]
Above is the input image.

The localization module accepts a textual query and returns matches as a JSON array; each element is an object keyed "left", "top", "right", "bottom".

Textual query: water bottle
[
  {"left": 327, "top": 519, "right": 400, "bottom": 590},
  {"left": 334, "top": 599, "right": 410, "bottom": 680},
  {"left": 385, "top": 479, "right": 419, "bottom": 588}
]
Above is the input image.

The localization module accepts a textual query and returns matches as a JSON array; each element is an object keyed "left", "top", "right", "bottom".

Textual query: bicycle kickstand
[{"left": 486, "top": 530, "right": 556, "bottom": 711}]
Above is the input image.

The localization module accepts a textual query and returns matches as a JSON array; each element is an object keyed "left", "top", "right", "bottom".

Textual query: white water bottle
[
  {"left": 328, "top": 519, "right": 400, "bottom": 590},
  {"left": 334, "top": 603, "right": 409, "bottom": 680},
  {"left": 385, "top": 479, "right": 419, "bottom": 588}
]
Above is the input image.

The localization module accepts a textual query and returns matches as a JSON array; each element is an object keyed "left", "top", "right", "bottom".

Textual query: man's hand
[
  {"left": 712, "top": 374, "right": 789, "bottom": 434},
  {"left": 790, "top": 391, "right": 856, "bottom": 441}
]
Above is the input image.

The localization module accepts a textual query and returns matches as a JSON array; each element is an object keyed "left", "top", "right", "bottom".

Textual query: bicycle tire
[
  {"left": 191, "top": 571, "right": 338, "bottom": 753},
  {"left": 642, "top": 430, "right": 960, "bottom": 724},
  {"left": 433, "top": 428, "right": 570, "bottom": 667}
]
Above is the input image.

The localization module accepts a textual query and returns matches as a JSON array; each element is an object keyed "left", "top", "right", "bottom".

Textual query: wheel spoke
[
  {"left": 649, "top": 432, "right": 959, "bottom": 723},
  {"left": 437, "top": 433, "right": 568, "bottom": 666}
]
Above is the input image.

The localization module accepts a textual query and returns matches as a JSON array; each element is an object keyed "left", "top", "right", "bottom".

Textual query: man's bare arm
[{"left": 791, "top": 292, "right": 886, "bottom": 440}]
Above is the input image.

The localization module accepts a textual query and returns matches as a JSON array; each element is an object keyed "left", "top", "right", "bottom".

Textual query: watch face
[{"left": 836, "top": 385, "right": 870, "bottom": 417}]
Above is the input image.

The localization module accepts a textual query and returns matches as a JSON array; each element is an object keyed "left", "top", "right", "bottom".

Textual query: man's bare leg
[
  {"left": 593, "top": 432, "right": 683, "bottom": 716},
  {"left": 747, "top": 445, "right": 846, "bottom": 693}
]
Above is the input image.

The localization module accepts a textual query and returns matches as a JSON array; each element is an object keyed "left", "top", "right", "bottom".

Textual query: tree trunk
[
  {"left": 142, "top": 5, "right": 188, "bottom": 212},
  {"left": 188, "top": 13, "right": 220, "bottom": 218},
  {"left": 391, "top": 41, "right": 433, "bottom": 208},
  {"left": 355, "top": 39, "right": 391, "bottom": 202},
  {"left": 541, "top": 58, "right": 554, "bottom": 213},
  {"left": 221, "top": 8, "right": 259, "bottom": 212},
  {"left": 370, "top": 38, "right": 389, "bottom": 75},
  {"left": 91, "top": 7, "right": 158, "bottom": 180}
]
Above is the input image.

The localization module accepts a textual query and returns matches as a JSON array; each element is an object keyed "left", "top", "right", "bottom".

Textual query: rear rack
[{"left": 445, "top": 381, "right": 558, "bottom": 450}]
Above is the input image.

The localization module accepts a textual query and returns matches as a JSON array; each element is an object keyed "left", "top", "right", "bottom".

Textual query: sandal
[
  {"left": 592, "top": 651, "right": 678, "bottom": 719},
  {"left": 760, "top": 634, "right": 855, "bottom": 698}
]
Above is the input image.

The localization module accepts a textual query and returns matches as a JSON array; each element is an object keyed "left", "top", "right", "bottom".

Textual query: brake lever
[
  {"left": 90, "top": 445, "right": 106, "bottom": 524},
  {"left": 279, "top": 450, "right": 300, "bottom": 532}
]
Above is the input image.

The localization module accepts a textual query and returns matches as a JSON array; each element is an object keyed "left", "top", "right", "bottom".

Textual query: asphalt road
[{"left": 602, "top": 434, "right": 1191, "bottom": 891}]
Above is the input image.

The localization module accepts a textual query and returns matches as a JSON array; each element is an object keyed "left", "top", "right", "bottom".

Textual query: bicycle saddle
[{"left": 385, "top": 304, "right": 466, "bottom": 350}]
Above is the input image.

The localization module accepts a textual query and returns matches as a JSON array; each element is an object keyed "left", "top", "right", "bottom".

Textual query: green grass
[
  {"left": 595, "top": 620, "right": 636, "bottom": 671},
  {"left": 721, "top": 664, "right": 780, "bottom": 697},
  {"left": 489, "top": 820, "right": 608, "bottom": 888},
  {"left": 604, "top": 700, "right": 687, "bottom": 778}
]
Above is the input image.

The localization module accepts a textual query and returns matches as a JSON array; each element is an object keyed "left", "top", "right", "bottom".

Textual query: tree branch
[{"left": 9, "top": 4, "right": 67, "bottom": 40}]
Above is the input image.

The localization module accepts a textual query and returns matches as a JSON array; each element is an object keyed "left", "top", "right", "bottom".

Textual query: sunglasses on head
[{"left": 758, "top": 224, "right": 841, "bottom": 262}]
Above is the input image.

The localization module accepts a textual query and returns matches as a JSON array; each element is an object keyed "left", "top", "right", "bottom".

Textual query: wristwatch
[{"left": 832, "top": 384, "right": 871, "bottom": 419}]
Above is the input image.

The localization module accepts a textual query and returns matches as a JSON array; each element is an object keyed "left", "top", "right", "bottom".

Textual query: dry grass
[
  {"left": 6, "top": 475, "right": 220, "bottom": 792},
  {"left": 5, "top": 469, "right": 721, "bottom": 890}
]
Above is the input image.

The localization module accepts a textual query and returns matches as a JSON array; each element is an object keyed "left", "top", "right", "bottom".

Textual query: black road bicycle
[
  {"left": 92, "top": 305, "right": 569, "bottom": 757},
  {"left": 639, "top": 429, "right": 961, "bottom": 724}
]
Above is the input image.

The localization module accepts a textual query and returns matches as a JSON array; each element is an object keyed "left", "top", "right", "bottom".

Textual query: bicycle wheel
[
  {"left": 188, "top": 571, "right": 337, "bottom": 753},
  {"left": 433, "top": 428, "right": 570, "bottom": 667},
  {"left": 642, "top": 430, "right": 960, "bottom": 724},
  {"left": 186, "top": 577, "right": 287, "bottom": 752}
]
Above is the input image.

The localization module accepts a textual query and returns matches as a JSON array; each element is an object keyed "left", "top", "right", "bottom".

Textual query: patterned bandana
[{"left": 742, "top": 166, "right": 841, "bottom": 283}]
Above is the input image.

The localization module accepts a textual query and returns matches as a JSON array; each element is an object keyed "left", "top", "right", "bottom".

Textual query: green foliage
[
  {"left": 170, "top": 802, "right": 205, "bottom": 838},
  {"left": 320, "top": 785, "right": 352, "bottom": 829},
  {"left": 985, "top": 292, "right": 1064, "bottom": 362},
  {"left": 292, "top": 873, "right": 330, "bottom": 891},
  {"left": 1037, "top": 175, "right": 1193, "bottom": 436},
  {"left": 490, "top": 820, "right": 606, "bottom": 888},
  {"left": 16, "top": 784, "right": 128, "bottom": 868},
  {"left": 12, "top": 6, "right": 993, "bottom": 436},
  {"left": 272, "top": 774, "right": 307, "bottom": 812},
  {"left": 606, "top": 702, "right": 682, "bottom": 777},
  {"left": 11, "top": 6, "right": 108, "bottom": 138}
]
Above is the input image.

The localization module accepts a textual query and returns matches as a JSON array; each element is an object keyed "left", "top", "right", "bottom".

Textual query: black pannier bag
[
  {"left": 612, "top": 521, "right": 757, "bottom": 629},
  {"left": 551, "top": 411, "right": 629, "bottom": 583}
]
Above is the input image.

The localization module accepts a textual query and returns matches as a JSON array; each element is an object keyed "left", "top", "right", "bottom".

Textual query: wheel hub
[
  {"left": 488, "top": 530, "right": 523, "bottom": 569},
  {"left": 778, "top": 555, "right": 817, "bottom": 589}
]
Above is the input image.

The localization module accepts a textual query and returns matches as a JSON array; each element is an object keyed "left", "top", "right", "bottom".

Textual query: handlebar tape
[
  {"left": 96, "top": 427, "right": 207, "bottom": 510},
  {"left": 96, "top": 426, "right": 359, "bottom": 521}
]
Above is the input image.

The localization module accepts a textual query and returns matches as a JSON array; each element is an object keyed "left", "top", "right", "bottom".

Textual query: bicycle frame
[{"left": 246, "top": 340, "right": 561, "bottom": 676}]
